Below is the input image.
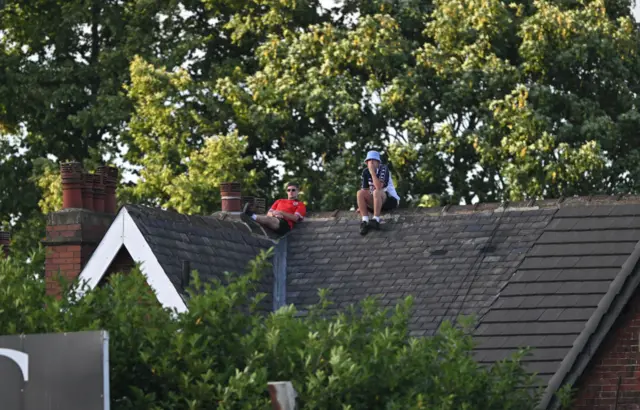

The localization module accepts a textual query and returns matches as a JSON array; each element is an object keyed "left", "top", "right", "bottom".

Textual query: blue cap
[{"left": 364, "top": 150, "right": 381, "bottom": 163}]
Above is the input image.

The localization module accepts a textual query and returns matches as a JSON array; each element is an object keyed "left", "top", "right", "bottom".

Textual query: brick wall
[
  {"left": 45, "top": 243, "right": 97, "bottom": 292},
  {"left": 104, "top": 247, "right": 135, "bottom": 276},
  {"left": 44, "top": 209, "right": 113, "bottom": 297},
  {"left": 572, "top": 290, "right": 640, "bottom": 409}
]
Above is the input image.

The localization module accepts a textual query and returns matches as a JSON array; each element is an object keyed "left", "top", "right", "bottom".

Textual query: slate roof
[
  {"left": 473, "top": 204, "right": 640, "bottom": 385},
  {"left": 124, "top": 205, "right": 277, "bottom": 309},
  {"left": 285, "top": 197, "right": 640, "bottom": 408},
  {"left": 286, "top": 207, "right": 554, "bottom": 336},
  {"left": 111, "top": 197, "right": 640, "bottom": 409}
]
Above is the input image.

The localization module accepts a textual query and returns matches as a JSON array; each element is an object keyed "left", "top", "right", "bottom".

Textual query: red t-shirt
[{"left": 270, "top": 199, "right": 307, "bottom": 229}]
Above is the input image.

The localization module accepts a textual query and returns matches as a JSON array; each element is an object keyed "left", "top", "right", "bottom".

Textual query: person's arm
[
  {"left": 276, "top": 211, "right": 298, "bottom": 221},
  {"left": 294, "top": 202, "right": 306, "bottom": 221},
  {"left": 368, "top": 162, "right": 384, "bottom": 190},
  {"left": 269, "top": 199, "right": 296, "bottom": 221},
  {"left": 276, "top": 202, "right": 307, "bottom": 222},
  {"left": 378, "top": 164, "right": 390, "bottom": 188},
  {"left": 361, "top": 168, "right": 369, "bottom": 190},
  {"left": 267, "top": 200, "right": 280, "bottom": 217}
]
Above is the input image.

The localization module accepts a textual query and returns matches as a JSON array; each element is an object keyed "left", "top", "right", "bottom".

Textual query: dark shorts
[
  {"left": 368, "top": 195, "right": 398, "bottom": 212},
  {"left": 275, "top": 218, "right": 291, "bottom": 235}
]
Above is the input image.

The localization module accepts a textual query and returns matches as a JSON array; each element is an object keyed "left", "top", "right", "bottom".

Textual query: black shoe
[
  {"left": 241, "top": 202, "right": 255, "bottom": 225},
  {"left": 242, "top": 202, "right": 253, "bottom": 216},
  {"left": 369, "top": 219, "right": 380, "bottom": 230},
  {"left": 360, "top": 221, "right": 370, "bottom": 236}
]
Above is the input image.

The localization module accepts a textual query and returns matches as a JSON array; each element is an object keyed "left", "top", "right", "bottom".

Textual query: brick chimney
[
  {"left": 44, "top": 162, "right": 119, "bottom": 297},
  {"left": 220, "top": 182, "right": 242, "bottom": 213},
  {"left": 242, "top": 196, "right": 267, "bottom": 215},
  {"left": 0, "top": 231, "right": 9, "bottom": 258}
]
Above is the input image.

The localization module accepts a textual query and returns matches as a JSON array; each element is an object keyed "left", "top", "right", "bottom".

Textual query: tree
[
  {"left": 221, "top": 0, "right": 639, "bottom": 208},
  {"left": 0, "top": 249, "right": 541, "bottom": 409},
  {"left": 122, "top": 56, "right": 261, "bottom": 214},
  {"left": 0, "top": 0, "right": 326, "bottom": 247},
  {"left": 3, "top": 0, "right": 640, "bottom": 252},
  {"left": 218, "top": 14, "right": 413, "bottom": 210},
  {"left": 0, "top": 0, "right": 169, "bottom": 251}
]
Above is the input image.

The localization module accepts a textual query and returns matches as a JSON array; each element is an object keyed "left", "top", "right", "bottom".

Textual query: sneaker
[
  {"left": 369, "top": 219, "right": 380, "bottom": 230},
  {"left": 360, "top": 221, "right": 370, "bottom": 236}
]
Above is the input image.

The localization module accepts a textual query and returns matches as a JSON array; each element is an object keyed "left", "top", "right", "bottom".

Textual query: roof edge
[
  {"left": 78, "top": 206, "right": 188, "bottom": 314},
  {"left": 305, "top": 194, "right": 640, "bottom": 219},
  {"left": 538, "top": 239, "right": 640, "bottom": 409}
]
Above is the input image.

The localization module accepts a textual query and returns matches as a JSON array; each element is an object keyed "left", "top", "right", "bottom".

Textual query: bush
[{"left": 0, "top": 249, "right": 540, "bottom": 409}]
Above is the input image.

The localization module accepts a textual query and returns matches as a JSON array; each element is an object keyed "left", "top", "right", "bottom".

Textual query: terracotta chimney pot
[
  {"left": 60, "top": 162, "right": 84, "bottom": 209},
  {"left": 98, "top": 166, "right": 119, "bottom": 214},
  {"left": 254, "top": 198, "right": 266, "bottom": 214},
  {"left": 92, "top": 173, "right": 105, "bottom": 213},
  {"left": 220, "top": 182, "right": 242, "bottom": 213},
  {"left": 81, "top": 172, "right": 95, "bottom": 212}
]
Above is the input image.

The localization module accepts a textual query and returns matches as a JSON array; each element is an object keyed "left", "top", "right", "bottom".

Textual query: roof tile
[
  {"left": 473, "top": 205, "right": 640, "bottom": 390},
  {"left": 125, "top": 205, "right": 276, "bottom": 312}
]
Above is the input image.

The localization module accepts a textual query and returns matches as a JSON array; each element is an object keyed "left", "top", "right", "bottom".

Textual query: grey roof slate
[
  {"left": 473, "top": 204, "right": 640, "bottom": 388},
  {"left": 124, "top": 205, "right": 277, "bottom": 310},
  {"left": 286, "top": 208, "right": 556, "bottom": 336},
  {"left": 285, "top": 198, "right": 640, "bottom": 406}
]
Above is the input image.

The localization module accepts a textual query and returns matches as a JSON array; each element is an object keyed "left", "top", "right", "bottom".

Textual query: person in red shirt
[{"left": 241, "top": 182, "right": 307, "bottom": 235}]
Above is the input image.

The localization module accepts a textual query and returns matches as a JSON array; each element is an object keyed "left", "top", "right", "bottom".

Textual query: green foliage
[
  {"left": 555, "top": 383, "right": 577, "bottom": 409},
  {"left": 122, "top": 57, "right": 261, "bottom": 214},
  {"left": 0, "top": 250, "right": 540, "bottom": 409},
  {"left": 31, "top": 158, "right": 63, "bottom": 215},
  {"left": 3, "top": 0, "right": 640, "bottom": 248},
  {"left": 223, "top": 0, "right": 640, "bottom": 206}
]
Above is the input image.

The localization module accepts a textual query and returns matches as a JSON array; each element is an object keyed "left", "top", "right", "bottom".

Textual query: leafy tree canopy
[
  {"left": 0, "top": 249, "right": 542, "bottom": 409},
  {"left": 1, "top": 0, "right": 640, "bottom": 248}
]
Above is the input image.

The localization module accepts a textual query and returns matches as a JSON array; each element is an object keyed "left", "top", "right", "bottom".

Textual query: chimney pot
[
  {"left": 0, "top": 231, "right": 9, "bottom": 258},
  {"left": 92, "top": 173, "right": 105, "bottom": 213},
  {"left": 60, "top": 162, "right": 84, "bottom": 209},
  {"left": 98, "top": 166, "right": 119, "bottom": 214},
  {"left": 255, "top": 198, "right": 266, "bottom": 214},
  {"left": 242, "top": 196, "right": 266, "bottom": 214},
  {"left": 220, "top": 182, "right": 242, "bottom": 213},
  {"left": 81, "top": 173, "right": 95, "bottom": 212}
]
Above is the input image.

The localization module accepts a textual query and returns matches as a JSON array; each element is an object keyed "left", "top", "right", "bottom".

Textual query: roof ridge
[
  {"left": 305, "top": 194, "right": 640, "bottom": 219},
  {"left": 125, "top": 205, "right": 282, "bottom": 243}
]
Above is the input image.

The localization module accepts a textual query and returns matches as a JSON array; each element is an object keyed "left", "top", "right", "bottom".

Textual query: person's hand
[
  {"left": 273, "top": 211, "right": 283, "bottom": 218},
  {"left": 367, "top": 161, "right": 376, "bottom": 173}
]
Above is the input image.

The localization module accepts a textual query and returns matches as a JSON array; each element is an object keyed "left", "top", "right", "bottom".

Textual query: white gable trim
[{"left": 78, "top": 207, "right": 188, "bottom": 313}]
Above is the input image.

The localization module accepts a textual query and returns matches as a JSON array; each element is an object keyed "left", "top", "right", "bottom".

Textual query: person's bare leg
[
  {"left": 373, "top": 190, "right": 386, "bottom": 218},
  {"left": 358, "top": 189, "right": 375, "bottom": 235},
  {"left": 357, "top": 189, "right": 373, "bottom": 218},
  {"left": 255, "top": 215, "right": 282, "bottom": 231}
]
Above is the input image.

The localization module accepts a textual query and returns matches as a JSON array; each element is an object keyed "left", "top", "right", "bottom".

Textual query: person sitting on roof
[
  {"left": 357, "top": 150, "right": 400, "bottom": 235},
  {"left": 242, "top": 182, "right": 307, "bottom": 235}
]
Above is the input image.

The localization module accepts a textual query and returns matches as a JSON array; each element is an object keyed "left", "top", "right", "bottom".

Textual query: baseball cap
[{"left": 364, "top": 150, "right": 381, "bottom": 163}]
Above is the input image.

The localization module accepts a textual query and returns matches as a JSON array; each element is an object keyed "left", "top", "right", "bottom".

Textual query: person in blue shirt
[{"left": 357, "top": 150, "right": 400, "bottom": 235}]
